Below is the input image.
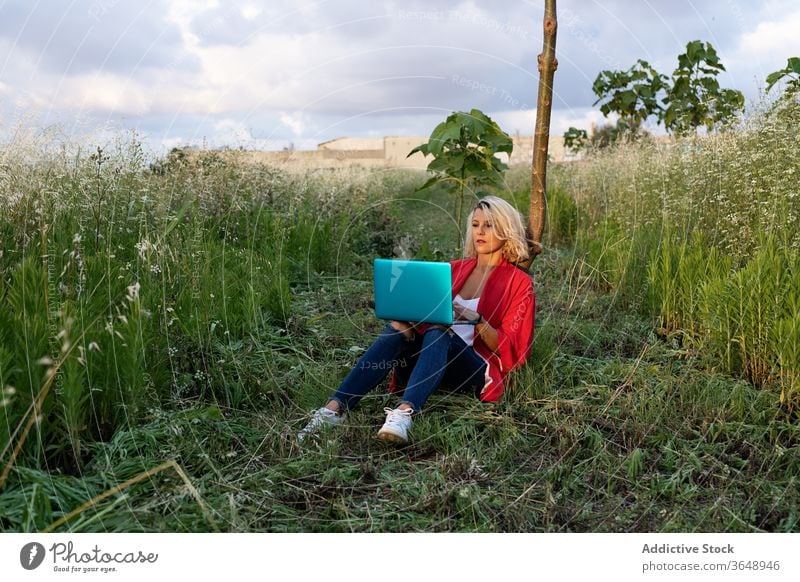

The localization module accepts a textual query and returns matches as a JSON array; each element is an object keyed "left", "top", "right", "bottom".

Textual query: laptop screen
[{"left": 373, "top": 259, "right": 453, "bottom": 325}]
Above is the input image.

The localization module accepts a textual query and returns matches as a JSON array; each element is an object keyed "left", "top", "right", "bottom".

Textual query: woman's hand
[
  {"left": 453, "top": 303, "right": 480, "bottom": 323},
  {"left": 453, "top": 305, "right": 498, "bottom": 350},
  {"left": 390, "top": 320, "right": 417, "bottom": 340}
]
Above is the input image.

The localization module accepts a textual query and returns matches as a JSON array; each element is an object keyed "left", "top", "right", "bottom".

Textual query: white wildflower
[
  {"left": 135, "top": 238, "right": 156, "bottom": 260},
  {"left": 126, "top": 282, "right": 140, "bottom": 301}
]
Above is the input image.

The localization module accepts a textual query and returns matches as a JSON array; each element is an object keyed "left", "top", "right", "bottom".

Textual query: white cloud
[
  {"left": 212, "top": 118, "right": 254, "bottom": 145},
  {"left": 159, "top": 136, "right": 192, "bottom": 152},
  {"left": 738, "top": 11, "right": 800, "bottom": 60},
  {"left": 54, "top": 73, "right": 153, "bottom": 115},
  {"left": 5, "top": 0, "right": 800, "bottom": 151},
  {"left": 280, "top": 111, "right": 306, "bottom": 135},
  {"left": 729, "top": 8, "right": 800, "bottom": 82},
  {"left": 551, "top": 110, "right": 607, "bottom": 135},
  {"left": 488, "top": 108, "right": 606, "bottom": 137},
  {"left": 489, "top": 109, "right": 535, "bottom": 136},
  {"left": 241, "top": 4, "right": 262, "bottom": 21}
]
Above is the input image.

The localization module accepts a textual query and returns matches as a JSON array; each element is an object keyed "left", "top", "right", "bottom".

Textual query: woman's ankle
[{"left": 325, "top": 400, "right": 343, "bottom": 415}]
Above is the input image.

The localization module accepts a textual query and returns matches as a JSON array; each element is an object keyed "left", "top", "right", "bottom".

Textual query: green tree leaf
[
  {"left": 407, "top": 109, "right": 514, "bottom": 240},
  {"left": 664, "top": 40, "right": 743, "bottom": 134},
  {"left": 766, "top": 57, "right": 800, "bottom": 96},
  {"left": 592, "top": 59, "right": 668, "bottom": 137}
]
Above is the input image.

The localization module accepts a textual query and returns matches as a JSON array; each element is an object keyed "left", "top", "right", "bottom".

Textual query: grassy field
[{"left": 1, "top": 122, "right": 799, "bottom": 532}]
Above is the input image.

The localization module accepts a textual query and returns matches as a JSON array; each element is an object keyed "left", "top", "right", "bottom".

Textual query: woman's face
[{"left": 471, "top": 208, "right": 505, "bottom": 255}]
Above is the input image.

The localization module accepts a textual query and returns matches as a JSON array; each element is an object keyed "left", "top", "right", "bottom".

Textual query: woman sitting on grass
[{"left": 299, "top": 196, "right": 536, "bottom": 444}]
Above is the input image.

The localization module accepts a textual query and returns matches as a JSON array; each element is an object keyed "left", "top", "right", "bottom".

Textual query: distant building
[{"left": 205, "top": 135, "right": 568, "bottom": 169}]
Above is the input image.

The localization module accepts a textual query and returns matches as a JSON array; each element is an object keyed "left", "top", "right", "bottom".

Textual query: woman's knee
[
  {"left": 383, "top": 322, "right": 406, "bottom": 335},
  {"left": 423, "top": 325, "right": 449, "bottom": 340}
]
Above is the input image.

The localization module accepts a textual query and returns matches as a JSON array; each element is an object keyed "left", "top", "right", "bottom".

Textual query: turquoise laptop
[{"left": 373, "top": 259, "right": 453, "bottom": 325}]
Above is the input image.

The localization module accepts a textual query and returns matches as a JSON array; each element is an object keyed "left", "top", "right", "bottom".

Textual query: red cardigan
[{"left": 388, "top": 256, "right": 535, "bottom": 402}]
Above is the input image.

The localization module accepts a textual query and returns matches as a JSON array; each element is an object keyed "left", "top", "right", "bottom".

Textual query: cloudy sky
[{"left": 1, "top": 0, "right": 799, "bottom": 153}]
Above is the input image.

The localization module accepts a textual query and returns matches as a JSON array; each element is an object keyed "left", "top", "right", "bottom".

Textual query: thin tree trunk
[{"left": 522, "top": 0, "right": 558, "bottom": 270}]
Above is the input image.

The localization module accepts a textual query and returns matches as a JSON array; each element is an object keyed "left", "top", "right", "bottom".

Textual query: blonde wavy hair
[{"left": 463, "top": 195, "right": 530, "bottom": 264}]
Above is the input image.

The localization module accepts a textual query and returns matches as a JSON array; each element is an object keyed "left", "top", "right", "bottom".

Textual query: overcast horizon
[{"left": 1, "top": 0, "right": 799, "bottom": 154}]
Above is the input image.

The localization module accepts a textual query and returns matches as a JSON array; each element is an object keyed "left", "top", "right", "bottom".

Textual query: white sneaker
[
  {"left": 377, "top": 407, "right": 413, "bottom": 444},
  {"left": 298, "top": 407, "right": 345, "bottom": 442}
]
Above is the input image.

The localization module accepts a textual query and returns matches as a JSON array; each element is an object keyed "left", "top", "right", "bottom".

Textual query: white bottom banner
[{"left": 1, "top": 533, "right": 797, "bottom": 581}]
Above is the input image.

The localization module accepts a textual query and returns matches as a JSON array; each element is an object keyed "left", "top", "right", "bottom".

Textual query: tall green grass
[
  {"left": 0, "top": 139, "right": 414, "bottom": 476},
  {"left": 562, "top": 99, "right": 800, "bottom": 411},
  {"left": 648, "top": 234, "right": 800, "bottom": 409},
  {"left": 3, "top": 121, "right": 799, "bottom": 534}
]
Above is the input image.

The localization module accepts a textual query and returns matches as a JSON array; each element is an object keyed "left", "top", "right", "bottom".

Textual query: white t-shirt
[{"left": 452, "top": 294, "right": 481, "bottom": 347}]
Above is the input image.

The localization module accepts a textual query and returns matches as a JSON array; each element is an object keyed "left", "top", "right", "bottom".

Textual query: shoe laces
[{"left": 383, "top": 407, "right": 413, "bottom": 427}]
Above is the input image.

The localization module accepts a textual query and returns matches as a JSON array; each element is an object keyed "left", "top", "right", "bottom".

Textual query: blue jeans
[{"left": 330, "top": 323, "right": 488, "bottom": 413}]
